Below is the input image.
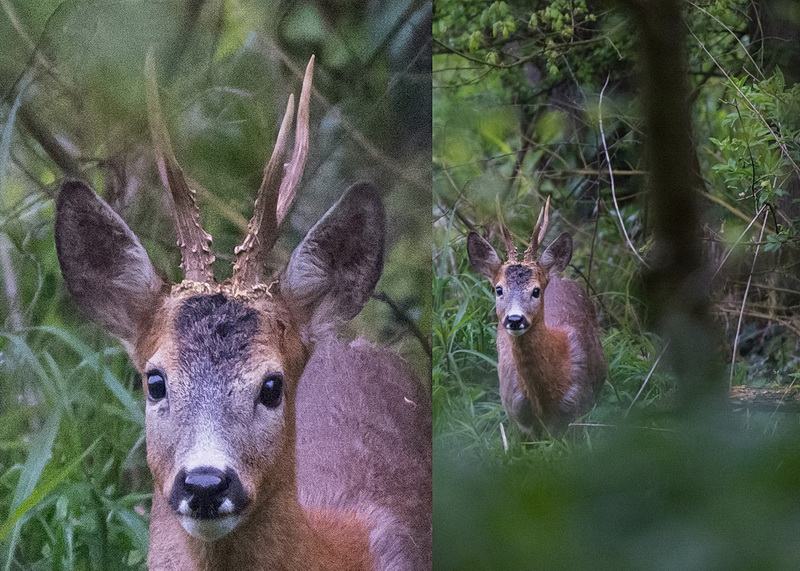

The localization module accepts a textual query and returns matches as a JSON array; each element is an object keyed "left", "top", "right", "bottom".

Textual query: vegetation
[
  {"left": 0, "top": 1, "right": 429, "bottom": 568},
  {"left": 434, "top": 0, "right": 800, "bottom": 568}
]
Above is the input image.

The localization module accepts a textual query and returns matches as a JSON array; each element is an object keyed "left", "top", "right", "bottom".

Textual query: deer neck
[
  {"left": 149, "top": 460, "right": 373, "bottom": 570},
  {"left": 505, "top": 318, "right": 571, "bottom": 414}
]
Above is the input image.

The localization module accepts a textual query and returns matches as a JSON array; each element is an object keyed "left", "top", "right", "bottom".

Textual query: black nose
[
  {"left": 173, "top": 467, "right": 231, "bottom": 518},
  {"left": 504, "top": 314, "right": 529, "bottom": 330},
  {"left": 185, "top": 467, "right": 229, "bottom": 497}
]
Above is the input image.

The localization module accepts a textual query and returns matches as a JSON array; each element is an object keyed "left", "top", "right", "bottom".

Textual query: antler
[
  {"left": 232, "top": 56, "right": 315, "bottom": 287},
  {"left": 145, "top": 49, "right": 215, "bottom": 283},
  {"left": 495, "top": 196, "right": 519, "bottom": 262},
  {"left": 499, "top": 225, "right": 518, "bottom": 262},
  {"left": 523, "top": 196, "right": 550, "bottom": 263}
]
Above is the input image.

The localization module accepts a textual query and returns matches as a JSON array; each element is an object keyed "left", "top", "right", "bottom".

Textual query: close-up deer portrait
[
  {"left": 54, "top": 54, "right": 431, "bottom": 570},
  {"left": 467, "top": 199, "right": 606, "bottom": 436}
]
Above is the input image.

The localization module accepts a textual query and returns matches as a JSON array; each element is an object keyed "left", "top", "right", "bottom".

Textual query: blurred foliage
[
  {"left": 0, "top": 0, "right": 430, "bottom": 568},
  {"left": 434, "top": 0, "right": 800, "bottom": 568}
]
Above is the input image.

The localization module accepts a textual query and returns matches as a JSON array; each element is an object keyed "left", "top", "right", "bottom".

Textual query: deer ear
[
  {"left": 467, "top": 232, "right": 502, "bottom": 280},
  {"left": 540, "top": 232, "right": 572, "bottom": 275},
  {"left": 281, "top": 182, "right": 384, "bottom": 332},
  {"left": 55, "top": 180, "right": 164, "bottom": 347}
]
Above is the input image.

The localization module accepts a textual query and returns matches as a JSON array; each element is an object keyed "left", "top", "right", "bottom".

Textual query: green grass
[{"left": 1, "top": 324, "right": 150, "bottom": 570}]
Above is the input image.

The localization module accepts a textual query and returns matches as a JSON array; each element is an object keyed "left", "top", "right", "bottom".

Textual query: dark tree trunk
[{"left": 620, "top": 0, "right": 725, "bottom": 413}]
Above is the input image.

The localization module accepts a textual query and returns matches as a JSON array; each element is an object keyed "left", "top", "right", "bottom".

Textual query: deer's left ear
[
  {"left": 281, "top": 182, "right": 385, "bottom": 332},
  {"left": 55, "top": 180, "right": 165, "bottom": 347},
  {"left": 539, "top": 232, "right": 572, "bottom": 275}
]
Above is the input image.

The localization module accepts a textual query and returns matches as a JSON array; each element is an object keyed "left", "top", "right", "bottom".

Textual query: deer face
[
  {"left": 138, "top": 292, "right": 306, "bottom": 540},
  {"left": 492, "top": 262, "right": 549, "bottom": 336},
  {"left": 468, "top": 227, "right": 573, "bottom": 337}
]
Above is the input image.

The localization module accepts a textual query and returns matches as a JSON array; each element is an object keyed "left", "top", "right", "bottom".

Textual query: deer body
[
  {"left": 55, "top": 55, "right": 430, "bottom": 570},
  {"left": 496, "top": 275, "right": 605, "bottom": 433},
  {"left": 468, "top": 202, "right": 605, "bottom": 435}
]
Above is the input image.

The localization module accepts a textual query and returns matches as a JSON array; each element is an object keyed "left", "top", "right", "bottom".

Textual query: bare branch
[{"left": 599, "top": 75, "right": 648, "bottom": 268}]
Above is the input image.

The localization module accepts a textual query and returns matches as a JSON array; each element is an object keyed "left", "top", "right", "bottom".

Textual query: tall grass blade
[{"left": 0, "top": 437, "right": 100, "bottom": 542}]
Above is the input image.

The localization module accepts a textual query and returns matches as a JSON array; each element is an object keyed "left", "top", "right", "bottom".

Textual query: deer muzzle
[
  {"left": 168, "top": 466, "right": 249, "bottom": 541},
  {"left": 503, "top": 314, "right": 530, "bottom": 336}
]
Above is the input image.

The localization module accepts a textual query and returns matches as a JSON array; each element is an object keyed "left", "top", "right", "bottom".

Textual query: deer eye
[
  {"left": 495, "top": 286, "right": 503, "bottom": 296},
  {"left": 259, "top": 373, "right": 284, "bottom": 408},
  {"left": 146, "top": 370, "right": 167, "bottom": 401},
  {"left": 531, "top": 287, "right": 541, "bottom": 298}
]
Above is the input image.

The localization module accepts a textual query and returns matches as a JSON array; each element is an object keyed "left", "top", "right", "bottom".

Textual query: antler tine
[
  {"left": 145, "top": 49, "right": 215, "bottom": 283},
  {"left": 523, "top": 196, "right": 551, "bottom": 262},
  {"left": 277, "top": 55, "right": 314, "bottom": 224},
  {"left": 232, "top": 56, "right": 314, "bottom": 288},
  {"left": 495, "top": 195, "right": 518, "bottom": 261},
  {"left": 232, "top": 94, "right": 296, "bottom": 287}
]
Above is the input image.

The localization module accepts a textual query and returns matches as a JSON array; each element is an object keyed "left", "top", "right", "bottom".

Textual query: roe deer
[
  {"left": 55, "top": 55, "right": 431, "bottom": 570},
  {"left": 467, "top": 199, "right": 605, "bottom": 436}
]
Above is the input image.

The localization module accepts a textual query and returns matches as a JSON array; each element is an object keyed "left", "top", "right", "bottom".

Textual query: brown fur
[
  {"left": 297, "top": 338, "right": 432, "bottom": 570},
  {"left": 147, "top": 457, "right": 374, "bottom": 571}
]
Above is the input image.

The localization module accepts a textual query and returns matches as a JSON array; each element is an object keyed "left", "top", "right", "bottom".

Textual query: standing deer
[
  {"left": 55, "top": 55, "right": 430, "bottom": 570},
  {"left": 467, "top": 199, "right": 605, "bottom": 436}
]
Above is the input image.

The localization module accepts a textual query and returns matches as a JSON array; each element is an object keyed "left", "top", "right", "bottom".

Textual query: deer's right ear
[
  {"left": 467, "top": 232, "right": 502, "bottom": 280},
  {"left": 55, "top": 180, "right": 164, "bottom": 346},
  {"left": 281, "top": 182, "right": 384, "bottom": 336}
]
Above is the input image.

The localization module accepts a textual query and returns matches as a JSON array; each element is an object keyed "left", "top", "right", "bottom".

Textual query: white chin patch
[
  {"left": 505, "top": 327, "right": 528, "bottom": 337},
  {"left": 180, "top": 515, "right": 240, "bottom": 541}
]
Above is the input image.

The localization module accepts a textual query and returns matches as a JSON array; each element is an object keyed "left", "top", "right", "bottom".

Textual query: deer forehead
[
  {"left": 140, "top": 291, "right": 303, "bottom": 389},
  {"left": 497, "top": 263, "right": 546, "bottom": 289}
]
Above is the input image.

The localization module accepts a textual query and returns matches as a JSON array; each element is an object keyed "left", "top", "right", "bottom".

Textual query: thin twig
[
  {"left": 371, "top": 291, "right": 431, "bottom": 360},
  {"left": 568, "top": 422, "right": 676, "bottom": 433},
  {"left": 717, "top": 306, "right": 800, "bottom": 339},
  {"left": 598, "top": 75, "right": 648, "bottom": 267},
  {"left": 712, "top": 206, "right": 766, "bottom": 280},
  {"left": 499, "top": 422, "right": 508, "bottom": 453},
  {"left": 730, "top": 208, "right": 769, "bottom": 387},
  {"left": 625, "top": 342, "right": 668, "bottom": 416}
]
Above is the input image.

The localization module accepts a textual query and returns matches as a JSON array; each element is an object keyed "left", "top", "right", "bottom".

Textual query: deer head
[
  {"left": 55, "top": 55, "right": 386, "bottom": 543},
  {"left": 468, "top": 198, "right": 573, "bottom": 336}
]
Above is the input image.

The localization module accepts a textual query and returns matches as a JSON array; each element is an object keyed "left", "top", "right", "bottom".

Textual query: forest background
[
  {"left": 0, "top": 0, "right": 430, "bottom": 568},
  {"left": 433, "top": 0, "right": 800, "bottom": 568}
]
